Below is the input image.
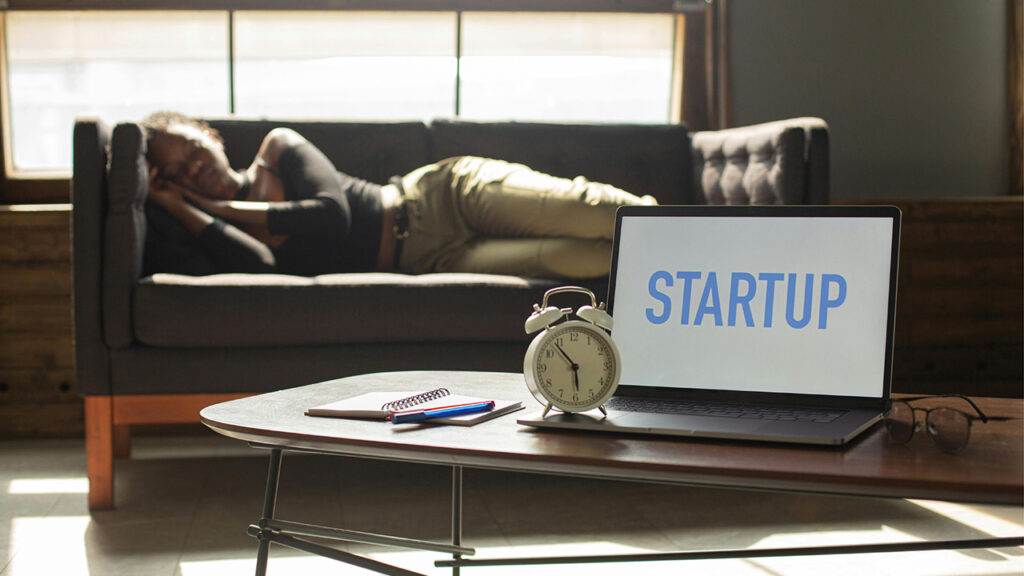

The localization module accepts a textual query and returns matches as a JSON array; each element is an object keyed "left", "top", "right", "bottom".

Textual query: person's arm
[
  {"left": 255, "top": 129, "right": 353, "bottom": 237},
  {"left": 186, "top": 129, "right": 352, "bottom": 239},
  {"left": 182, "top": 192, "right": 272, "bottom": 231},
  {"left": 146, "top": 168, "right": 277, "bottom": 272},
  {"left": 146, "top": 168, "right": 215, "bottom": 235},
  {"left": 160, "top": 178, "right": 284, "bottom": 248}
]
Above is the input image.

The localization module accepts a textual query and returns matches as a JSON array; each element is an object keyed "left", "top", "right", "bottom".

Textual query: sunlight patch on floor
[
  {"left": 6, "top": 516, "right": 90, "bottom": 574},
  {"left": 908, "top": 499, "right": 1024, "bottom": 537},
  {"left": 8, "top": 478, "right": 89, "bottom": 495}
]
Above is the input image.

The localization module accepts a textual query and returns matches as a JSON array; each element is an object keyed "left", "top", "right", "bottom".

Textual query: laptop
[{"left": 519, "top": 205, "right": 901, "bottom": 446}]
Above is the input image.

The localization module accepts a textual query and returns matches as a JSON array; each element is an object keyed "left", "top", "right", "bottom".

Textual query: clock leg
[
  {"left": 542, "top": 402, "right": 553, "bottom": 418},
  {"left": 598, "top": 404, "right": 608, "bottom": 417}
]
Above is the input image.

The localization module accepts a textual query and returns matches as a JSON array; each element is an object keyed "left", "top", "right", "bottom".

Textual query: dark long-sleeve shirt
[{"left": 196, "top": 140, "right": 384, "bottom": 275}]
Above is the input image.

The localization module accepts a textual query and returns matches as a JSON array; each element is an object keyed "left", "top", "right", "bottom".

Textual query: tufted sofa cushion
[{"left": 692, "top": 117, "right": 829, "bottom": 205}]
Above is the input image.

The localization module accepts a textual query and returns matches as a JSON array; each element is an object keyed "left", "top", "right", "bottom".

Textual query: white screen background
[{"left": 611, "top": 216, "right": 894, "bottom": 398}]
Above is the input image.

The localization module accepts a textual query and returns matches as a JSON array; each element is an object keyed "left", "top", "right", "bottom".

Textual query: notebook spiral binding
[{"left": 381, "top": 387, "right": 451, "bottom": 411}]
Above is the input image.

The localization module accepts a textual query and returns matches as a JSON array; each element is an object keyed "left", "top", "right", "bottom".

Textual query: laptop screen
[{"left": 607, "top": 206, "right": 900, "bottom": 401}]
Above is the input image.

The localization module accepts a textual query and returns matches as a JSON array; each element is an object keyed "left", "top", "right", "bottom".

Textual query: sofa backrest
[
  {"left": 429, "top": 119, "right": 693, "bottom": 205},
  {"left": 208, "top": 118, "right": 694, "bottom": 205},
  {"left": 208, "top": 119, "right": 432, "bottom": 187}
]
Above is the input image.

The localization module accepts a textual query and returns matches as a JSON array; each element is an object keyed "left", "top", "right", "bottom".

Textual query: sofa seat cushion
[{"left": 134, "top": 272, "right": 571, "bottom": 348}]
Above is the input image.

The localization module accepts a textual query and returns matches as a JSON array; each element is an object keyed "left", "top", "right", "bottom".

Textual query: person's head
[{"left": 141, "top": 111, "right": 239, "bottom": 200}]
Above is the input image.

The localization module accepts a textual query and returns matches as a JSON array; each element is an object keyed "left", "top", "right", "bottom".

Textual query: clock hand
[
  {"left": 554, "top": 344, "right": 575, "bottom": 367},
  {"left": 555, "top": 344, "right": 580, "bottom": 393}
]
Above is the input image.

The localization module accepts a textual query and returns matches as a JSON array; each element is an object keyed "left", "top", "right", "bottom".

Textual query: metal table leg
[
  {"left": 246, "top": 446, "right": 474, "bottom": 576},
  {"left": 254, "top": 448, "right": 282, "bottom": 576},
  {"left": 451, "top": 465, "right": 463, "bottom": 576}
]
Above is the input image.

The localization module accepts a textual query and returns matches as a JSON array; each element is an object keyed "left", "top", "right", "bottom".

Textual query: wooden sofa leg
[
  {"left": 85, "top": 396, "right": 114, "bottom": 510},
  {"left": 113, "top": 424, "right": 131, "bottom": 458}
]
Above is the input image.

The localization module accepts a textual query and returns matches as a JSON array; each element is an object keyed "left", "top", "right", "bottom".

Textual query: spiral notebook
[{"left": 306, "top": 387, "right": 523, "bottom": 425}]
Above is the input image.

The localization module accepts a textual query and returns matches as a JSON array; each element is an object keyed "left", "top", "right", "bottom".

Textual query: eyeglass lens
[
  {"left": 885, "top": 401, "right": 915, "bottom": 444},
  {"left": 927, "top": 407, "right": 971, "bottom": 454}
]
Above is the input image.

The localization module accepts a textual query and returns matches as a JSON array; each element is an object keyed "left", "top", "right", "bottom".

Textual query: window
[
  {"left": 233, "top": 12, "right": 457, "bottom": 120},
  {"left": 459, "top": 13, "right": 675, "bottom": 123},
  {"left": 1, "top": 10, "right": 682, "bottom": 180},
  {"left": 3, "top": 12, "right": 229, "bottom": 173}
]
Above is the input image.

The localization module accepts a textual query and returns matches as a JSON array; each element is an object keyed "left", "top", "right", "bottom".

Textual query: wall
[{"left": 727, "top": 0, "right": 1009, "bottom": 201}]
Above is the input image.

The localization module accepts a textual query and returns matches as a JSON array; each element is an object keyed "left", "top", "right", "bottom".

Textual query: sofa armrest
[
  {"left": 801, "top": 119, "right": 831, "bottom": 205},
  {"left": 72, "top": 118, "right": 112, "bottom": 394},
  {"left": 692, "top": 117, "right": 830, "bottom": 205},
  {"left": 103, "top": 122, "right": 149, "bottom": 348}
]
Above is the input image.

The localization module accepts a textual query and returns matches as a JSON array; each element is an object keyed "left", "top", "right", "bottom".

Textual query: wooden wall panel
[
  {"left": 0, "top": 205, "right": 80, "bottom": 438},
  {"left": 886, "top": 199, "right": 1023, "bottom": 397}
]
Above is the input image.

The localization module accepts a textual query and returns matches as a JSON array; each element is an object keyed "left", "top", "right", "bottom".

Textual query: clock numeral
[
  {"left": 545, "top": 349, "right": 554, "bottom": 359},
  {"left": 570, "top": 332, "right": 580, "bottom": 342}
]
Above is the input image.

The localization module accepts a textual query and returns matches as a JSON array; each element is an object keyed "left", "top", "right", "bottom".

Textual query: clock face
[{"left": 525, "top": 320, "right": 620, "bottom": 413}]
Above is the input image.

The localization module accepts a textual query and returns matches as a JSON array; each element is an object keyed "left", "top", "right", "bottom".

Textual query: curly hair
[{"left": 140, "top": 111, "right": 223, "bottom": 147}]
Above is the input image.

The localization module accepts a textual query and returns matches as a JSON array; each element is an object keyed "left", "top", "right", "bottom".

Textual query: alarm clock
[{"left": 523, "top": 286, "right": 621, "bottom": 417}]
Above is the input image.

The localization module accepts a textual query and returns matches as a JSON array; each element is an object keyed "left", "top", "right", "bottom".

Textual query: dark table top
[{"left": 200, "top": 370, "right": 1024, "bottom": 505}]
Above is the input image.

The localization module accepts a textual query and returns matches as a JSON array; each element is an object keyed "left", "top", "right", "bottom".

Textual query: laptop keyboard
[{"left": 608, "top": 397, "right": 845, "bottom": 424}]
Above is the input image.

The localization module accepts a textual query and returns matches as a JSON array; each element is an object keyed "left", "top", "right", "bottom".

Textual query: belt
[{"left": 389, "top": 176, "right": 410, "bottom": 270}]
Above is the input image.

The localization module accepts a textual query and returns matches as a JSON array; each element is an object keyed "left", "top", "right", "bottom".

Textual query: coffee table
[{"left": 199, "top": 370, "right": 1024, "bottom": 576}]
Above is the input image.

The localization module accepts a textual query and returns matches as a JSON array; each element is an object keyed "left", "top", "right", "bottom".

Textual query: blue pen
[{"left": 391, "top": 401, "right": 495, "bottom": 425}]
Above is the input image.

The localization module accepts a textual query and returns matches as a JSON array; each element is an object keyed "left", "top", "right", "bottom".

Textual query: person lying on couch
[{"left": 142, "top": 111, "right": 657, "bottom": 280}]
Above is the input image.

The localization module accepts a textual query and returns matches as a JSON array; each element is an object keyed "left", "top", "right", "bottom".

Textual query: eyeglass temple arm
[
  {"left": 953, "top": 395, "right": 989, "bottom": 422},
  {"left": 898, "top": 393, "right": 990, "bottom": 422}
]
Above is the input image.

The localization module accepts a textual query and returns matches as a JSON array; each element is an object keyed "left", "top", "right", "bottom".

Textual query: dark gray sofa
[{"left": 72, "top": 116, "right": 829, "bottom": 509}]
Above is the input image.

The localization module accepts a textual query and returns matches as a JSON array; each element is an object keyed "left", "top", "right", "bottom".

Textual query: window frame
[{"left": 0, "top": 1, "right": 713, "bottom": 204}]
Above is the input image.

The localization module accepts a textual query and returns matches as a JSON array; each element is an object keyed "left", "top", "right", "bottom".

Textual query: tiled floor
[{"left": 1, "top": 431, "right": 1022, "bottom": 576}]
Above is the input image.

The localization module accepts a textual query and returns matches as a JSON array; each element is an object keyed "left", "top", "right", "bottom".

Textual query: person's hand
[
  {"left": 178, "top": 184, "right": 223, "bottom": 214},
  {"left": 148, "top": 166, "right": 229, "bottom": 215},
  {"left": 144, "top": 166, "right": 217, "bottom": 236},
  {"left": 146, "top": 166, "right": 187, "bottom": 211}
]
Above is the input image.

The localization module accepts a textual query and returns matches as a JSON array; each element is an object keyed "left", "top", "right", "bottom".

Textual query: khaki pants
[{"left": 396, "top": 156, "right": 657, "bottom": 279}]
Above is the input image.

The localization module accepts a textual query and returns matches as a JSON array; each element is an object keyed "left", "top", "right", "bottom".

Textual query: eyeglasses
[{"left": 884, "top": 394, "right": 1018, "bottom": 454}]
